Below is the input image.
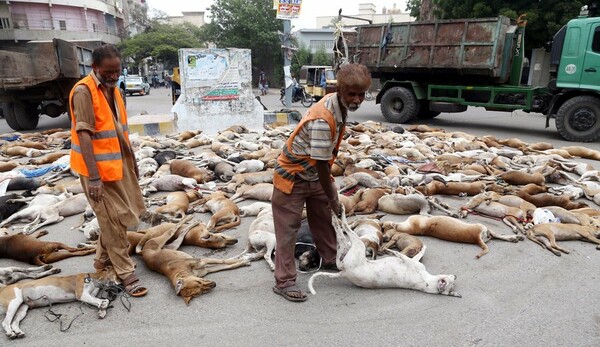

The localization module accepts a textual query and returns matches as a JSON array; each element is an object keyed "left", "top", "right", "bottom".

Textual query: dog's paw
[
  {"left": 98, "top": 299, "right": 109, "bottom": 310},
  {"left": 43, "top": 264, "right": 53, "bottom": 270},
  {"left": 98, "top": 309, "right": 107, "bottom": 319},
  {"left": 516, "top": 235, "right": 525, "bottom": 241},
  {"left": 51, "top": 268, "right": 61, "bottom": 274}
]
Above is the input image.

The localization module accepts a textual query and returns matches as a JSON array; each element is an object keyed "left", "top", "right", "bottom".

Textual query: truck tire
[
  {"left": 556, "top": 96, "right": 600, "bottom": 142},
  {"left": 2, "top": 103, "right": 22, "bottom": 131},
  {"left": 14, "top": 102, "right": 39, "bottom": 130},
  {"left": 380, "top": 87, "right": 420, "bottom": 123}
]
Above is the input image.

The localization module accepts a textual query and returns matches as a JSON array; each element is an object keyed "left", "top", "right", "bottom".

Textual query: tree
[
  {"left": 406, "top": 0, "right": 585, "bottom": 49},
  {"left": 199, "top": 0, "right": 283, "bottom": 86},
  {"left": 311, "top": 46, "right": 331, "bottom": 66},
  {"left": 119, "top": 22, "right": 205, "bottom": 70},
  {"left": 292, "top": 44, "right": 312, "bottom": 78}
]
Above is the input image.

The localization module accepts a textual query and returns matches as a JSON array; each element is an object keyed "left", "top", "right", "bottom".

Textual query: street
[{"left": 0, "top": 86, "right": 599, "bottom": 347}]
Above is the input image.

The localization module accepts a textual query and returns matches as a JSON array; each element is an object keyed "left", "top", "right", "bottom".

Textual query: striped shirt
[{"left": 291, "top": 93, "right": 346, "bottom": 181}]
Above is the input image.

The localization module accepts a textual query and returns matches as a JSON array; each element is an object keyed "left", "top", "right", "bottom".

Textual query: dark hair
[
  {"left": 337, "top": 64, "right": 371, "bottom": 91},
  {"left": 92, "top": 44, "right": 122, "bottom": 66}
]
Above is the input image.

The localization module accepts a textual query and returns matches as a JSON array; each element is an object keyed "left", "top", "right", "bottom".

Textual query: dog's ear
[
  {"left": 175, "top": 279, "right": 184, "bottom": 295},
  {"left": 437, "top": 277, "right": 448, "bottom": 292}
]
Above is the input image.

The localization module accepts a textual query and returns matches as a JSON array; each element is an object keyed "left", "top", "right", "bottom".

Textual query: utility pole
[{"left": 282, "top": 19, "right": 292, "bottom": 108}]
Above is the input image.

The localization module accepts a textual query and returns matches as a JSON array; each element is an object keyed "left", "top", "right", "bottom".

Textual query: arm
[
  {"left": 316, "top": 160, "right": 341, "bottom": 216},
  {"left": 77, "top": 130, "right": 104, "bottom": 202}
]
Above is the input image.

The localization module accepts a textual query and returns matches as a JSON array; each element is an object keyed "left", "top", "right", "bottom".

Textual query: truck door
[
  {"left": 580, "top": 23, "right": 600, "bottom": 91},
  {"left": 557, "top": 24, "right": 584, "bottom": 88}
]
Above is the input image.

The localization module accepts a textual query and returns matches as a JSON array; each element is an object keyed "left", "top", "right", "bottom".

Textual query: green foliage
[
  {"left": 199, "top": 0, "right": 283, "bottom": 85},
  {"left": 292, "top": 44, "right": 312, "bottom": 78},
  {"left": 119, "top": 22, "right": 204, "bottom": 69},
  {"left": 406, "top": 0, "right": 422, "bottom": 19},
  {"left": 311, "top": 47, "right": 331, "bottom": 66},
  {"left": 432, "top": 0, "right": 586, "bottom": 49}
]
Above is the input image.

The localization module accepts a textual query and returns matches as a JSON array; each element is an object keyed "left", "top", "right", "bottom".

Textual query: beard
[
  {"left": 340, "top": 97, "right": 360, "bottom": 112},
  {"left": 95, "top": 71, "right": 117, "bottom": 89}
]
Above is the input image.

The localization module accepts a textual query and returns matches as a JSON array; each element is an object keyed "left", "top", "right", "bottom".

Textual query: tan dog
[
  {"left": 382, "top": 215, "right": 523, "bottom": 258},
  {"left": 0, "top": 230, "right": 95, "bottom": 265},
  {"left": 230, "top": 171, "right": 274, "bottom": 187},
  {"left": 381, "top": 232, "right": 424, "bottom": 258},
  {"left": 470, "top": 191, "right": 537, "bottom": 217},
  {"left": 192, "top": 191, "right": 241, "bottom": 231},
  {"left": 139, "top": 218, "right": 249, "bottom": 304},
  {"left": 154, "top": 190, "right": 202, "bottom": 219},
  {"left": 527, "top": 222, "right": 600, "bottom": 256},
  {"left": 230, "top": 183, "right": 273, "bottom": 203},
  {"left": 0, "top": 161, "right": 19, "bottom": 172},
  {"left": 349, "top": 188, "right": 389, "bottom": 215},
  {"left": 34, "top": 179, "right": 84, "bottom": 195},
  {"left": 416, "top": 180, "right": 486, "bottom": 196},
  {"left": 516, "top": 191, "right": 588, "bottom": 210},
  {"left": 28, "top": 152, "right": 68, "bottom": 165},
  {"left": 1, "top": 146, "right": 41, "bottom": 158},
  {"left": 460, "top": 195, "right": 529, "bottom": 234},
  {"left": 170, "top": 159, "right": 214, "bottom": 183},
  {"left": 499, "top": 171, "right": 546, "bottom": 186},
  {"left": 0, "top": 267, "right": 118, "bottom": 338},
  {"left": 378, "top": 193, "right": 458, "bottom": 217},
  {"left": 560, "top": 146, "right": 600, "bottom": 161}
]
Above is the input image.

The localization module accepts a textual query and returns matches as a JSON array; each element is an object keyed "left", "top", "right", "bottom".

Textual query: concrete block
[{"left": 127, "top": 114, "right": 177, "bottom": 136}]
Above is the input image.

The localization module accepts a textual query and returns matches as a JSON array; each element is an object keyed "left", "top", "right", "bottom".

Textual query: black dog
[
  {"left": 153, "top": 150, "right": 178, "bottom": 166},
  {"left": 0, "top": 193, "right": 26, "bottom": 223},
  {"left": 7, "top": 177, "right": 45, "bottom": 191},
  {"left": 295, "top": 220, "right": 320, "bottom": 271}
]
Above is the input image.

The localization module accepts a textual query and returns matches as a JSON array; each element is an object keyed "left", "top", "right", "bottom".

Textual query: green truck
[
  {"left": 0, "top": 39, "right": 121, "bottom": 131},
  {"left": 342, "top": 8, "right": 600, "bottom": 142}
]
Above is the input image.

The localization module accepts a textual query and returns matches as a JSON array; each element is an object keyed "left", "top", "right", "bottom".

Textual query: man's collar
[
  {"left": 90, "top": 71, "right": 102, "bottom": 87},
  {"left": 329, "top": 92, "right": 347, "bottom": 123}
]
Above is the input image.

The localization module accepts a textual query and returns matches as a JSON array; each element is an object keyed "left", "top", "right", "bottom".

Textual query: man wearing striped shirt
[{"left": 271, "top": 64, "right": 372, "bottom": 302}]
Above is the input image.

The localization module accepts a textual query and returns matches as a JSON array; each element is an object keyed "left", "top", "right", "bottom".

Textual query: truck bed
[{"left": 345, "top": 16, "right": 517, "bottom": 83}]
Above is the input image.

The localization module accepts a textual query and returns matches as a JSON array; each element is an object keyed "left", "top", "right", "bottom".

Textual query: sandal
[
  {"left": 122, "top": 274, "right": 148, "bottom": 297},
  {"left": 272, "top": 285, "right": 308, "bottom": 302}
]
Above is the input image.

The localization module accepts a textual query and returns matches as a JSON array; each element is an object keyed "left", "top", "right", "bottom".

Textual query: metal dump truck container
[{"left": 345, "top": 16, "right": 517, "bottom": 84}]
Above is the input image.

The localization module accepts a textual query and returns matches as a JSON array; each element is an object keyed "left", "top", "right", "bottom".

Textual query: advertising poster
[{"left": 276, "top": 0, "right": 302, "bottom": 20}]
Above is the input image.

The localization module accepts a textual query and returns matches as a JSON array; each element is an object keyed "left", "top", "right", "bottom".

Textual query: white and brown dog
[
  {"left": 0, "top": 267, "right": 118, "bottom": 339},
  {"left": 308, "top": 209, "right": 461, "bottom": 297}
]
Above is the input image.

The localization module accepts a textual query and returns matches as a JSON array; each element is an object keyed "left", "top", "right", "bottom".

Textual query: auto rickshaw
[
  {"left": 171, "top": 67, "right": 181, "bottom": 105},
  {"left": 299, "top": 65, "right": 337, "bottom": 101}
]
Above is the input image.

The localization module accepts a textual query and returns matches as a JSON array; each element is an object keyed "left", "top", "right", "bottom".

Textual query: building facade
[
  {"left": 165, "top": 11, "right": 205, "bottom": 27},
  {"left": 316, "top": 2, "right": 412, "bottom": 29},
  {"left": 0, "top": 0, "right": 146, "bottom": 47}
]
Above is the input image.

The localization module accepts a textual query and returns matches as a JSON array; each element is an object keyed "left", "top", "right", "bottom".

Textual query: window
[
  {"left": 59, "top": 20, "right": 67, "bottom": 31},
  {"left": 0, "top": 17, "right": 9, "bottom": 29},
  {"left": 592, "top": 26, "right": 600, "bottom": 53},
  {"left": 92, "top": 23, "right": 97, "bottom": 32},
  {"left": 310, "top": 40, "right": 334, "bottom": 52}
]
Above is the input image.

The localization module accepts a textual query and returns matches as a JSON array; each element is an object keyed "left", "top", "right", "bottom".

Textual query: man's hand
[
  {"left": 88, "top": 179, "right": 104, "bottom": 202},
  {"left": 329, "top": 197, "right": 342, "bottom": 217}
]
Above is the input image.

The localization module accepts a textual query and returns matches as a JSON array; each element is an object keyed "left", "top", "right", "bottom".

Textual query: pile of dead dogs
[{"left": 1, "top": 121, "right": 600, "bottom": 337}]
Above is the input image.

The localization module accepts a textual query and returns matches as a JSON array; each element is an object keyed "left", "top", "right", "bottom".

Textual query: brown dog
[
  {"left": 516, "top": 191, "right": 588, "bottom": 210},
  {"left": 192, "top": 191, "right": 241, "bottom": 232},
  {"left": 139, "top": 218, "right": 249, "bottom": 304},
  {"left": 170, "top": 159, "right": 214, "bottom": 183},
  {"left": 0, "top": 230, "right": 95, "bottom": 265},
  {"left": 350, "top": 188, "right": 389, "bottom": 215},
  {"left": 381, "top": 232, "right": 424, "bottom": 258},
  {"left": 382, "top": 215, "right": 523, "bottom": 258}
]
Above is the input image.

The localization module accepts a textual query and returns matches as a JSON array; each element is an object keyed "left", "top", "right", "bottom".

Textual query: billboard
[{"left": 276, "top": 0, "right": 302, "bottom": 20}]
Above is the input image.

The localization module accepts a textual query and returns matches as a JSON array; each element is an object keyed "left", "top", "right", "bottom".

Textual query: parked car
[{"left": 124, "top": 75, "right": 150, "bottom": 96}]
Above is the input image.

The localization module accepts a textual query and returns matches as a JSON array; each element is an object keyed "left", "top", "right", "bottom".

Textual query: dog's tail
[{"left": 307, "top": 271, "right": 343, "bottom": 295}]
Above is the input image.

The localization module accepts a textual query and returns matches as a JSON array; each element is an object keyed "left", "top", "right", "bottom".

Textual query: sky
[{"left": 146, "top": 0, "right": 408, "bottom": 30}]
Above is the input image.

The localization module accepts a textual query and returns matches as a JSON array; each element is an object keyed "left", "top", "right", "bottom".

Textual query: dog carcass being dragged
[{"left": 308, "top": 208, "right": 461, "bottom": 297}]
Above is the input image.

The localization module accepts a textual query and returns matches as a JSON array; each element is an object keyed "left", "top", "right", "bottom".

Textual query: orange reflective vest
[
  {"left": 273, "top": 94, "right": 345, "bottom": 194},
  {"left": 69, "top": 74, "right": 129, "bottom": 181}
]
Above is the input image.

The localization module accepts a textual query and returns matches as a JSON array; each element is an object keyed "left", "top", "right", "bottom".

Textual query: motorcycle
[{"left": 280, "top": 86, "right": 313, "bottom": 107}]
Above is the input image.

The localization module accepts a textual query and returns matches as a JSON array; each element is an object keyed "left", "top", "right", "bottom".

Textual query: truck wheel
[
  {"left": 556, "top": 96, "right": 600, "bottom": 142},
  {"left": 1, "top": 103, "right": 22, "bottom": 131},
  {"left": 14, "top": 103, "right": 40, "bottom": 130},
  {"left": 380, "top": 87, "right": 420, "bottom": 123}
]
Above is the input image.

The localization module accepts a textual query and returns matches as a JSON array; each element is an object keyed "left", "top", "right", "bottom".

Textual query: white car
[{"left": 124, "top": 75, "right": 150, "bottom": 96}]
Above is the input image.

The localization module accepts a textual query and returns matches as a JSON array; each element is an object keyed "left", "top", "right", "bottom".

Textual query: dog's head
[
  {"left": 175, "top": 276, "right": 217, "bottom": 305},
  {"left": 437, "top": 275, "right": 460, "bottom": 297},
  {"left": 198, "top": 231, "right": 238, "bottom": 248},
  {"left": 298, "top": 249, "right": 320, "bottom": 271}
]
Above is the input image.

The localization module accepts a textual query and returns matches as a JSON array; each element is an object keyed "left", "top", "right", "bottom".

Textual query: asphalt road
[{"left": 1, "top": 87, "right": 599, "bottom": 346}]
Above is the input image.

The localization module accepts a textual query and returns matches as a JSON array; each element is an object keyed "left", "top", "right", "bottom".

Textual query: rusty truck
[
  {"left": 0, "top": 39, "right": 124, "bottom": 131},
  {"left": 340, "top": 8, "right": 600, "bottom": 142}
]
